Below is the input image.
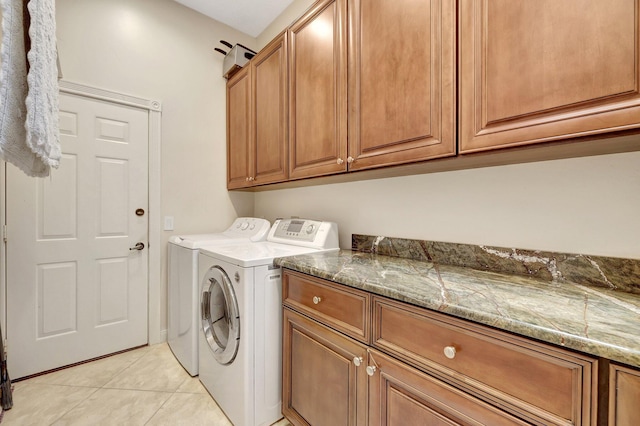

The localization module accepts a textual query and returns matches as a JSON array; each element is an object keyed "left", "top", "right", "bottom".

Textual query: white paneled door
[{"left": 6, "top": 92, "right": 149, "bottom": 379}]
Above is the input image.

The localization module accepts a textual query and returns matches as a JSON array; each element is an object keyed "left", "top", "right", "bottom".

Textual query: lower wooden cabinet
[
  {"left": 609, "top": 363, "right": 640, "bottom": 426},
  {"left": 282, "top": 308, "right": 368, "bottom": 426},
  {"left": 282, "top": 270, "right": 601, "bottom": 426}
]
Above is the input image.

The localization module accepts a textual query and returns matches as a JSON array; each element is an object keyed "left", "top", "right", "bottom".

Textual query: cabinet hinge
[{"left": 2, "top": 224, "right": 6, "bottom": 243}]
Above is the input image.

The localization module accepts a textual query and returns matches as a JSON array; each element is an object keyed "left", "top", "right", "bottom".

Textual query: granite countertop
[{"left": 274, "top": 249, "right": 640, "bottom": 369}]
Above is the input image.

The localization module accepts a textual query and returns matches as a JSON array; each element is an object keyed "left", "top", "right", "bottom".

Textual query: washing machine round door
[{"left": 201, "top": 266, "right": 240, "bottom": 365}]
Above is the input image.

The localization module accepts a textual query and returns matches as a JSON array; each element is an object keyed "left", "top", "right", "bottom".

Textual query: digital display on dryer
[{"left": 287, "top": 220, "right": 304, "bottom": 233}]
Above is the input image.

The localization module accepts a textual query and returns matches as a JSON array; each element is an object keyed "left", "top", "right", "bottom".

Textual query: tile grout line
[{"left": 46, "top": 386, "right": 102, "bottom": 426}]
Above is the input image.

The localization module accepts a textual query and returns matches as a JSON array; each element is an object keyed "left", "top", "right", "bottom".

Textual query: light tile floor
[{"left": 1, "top": 343, "right": 290, "bottom": 426}]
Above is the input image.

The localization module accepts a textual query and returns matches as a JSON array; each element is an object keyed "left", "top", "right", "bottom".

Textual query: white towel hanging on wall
[
  {"left": 0, "top": 0, "right": 49, "bottom": 176},
  {"left": 25, "top": 0, "right": 60, "bottom": 170},
  {"left": 0, "top": 0, "right": 60, "bottom": 177}
]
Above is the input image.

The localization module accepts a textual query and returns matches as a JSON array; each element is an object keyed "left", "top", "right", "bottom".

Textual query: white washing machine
[
  {"left": 167, "top": 217, "right": 270, "bottom": 376},
  {"left": 198, "top": 218, "right": 339, "bottom": 426}
]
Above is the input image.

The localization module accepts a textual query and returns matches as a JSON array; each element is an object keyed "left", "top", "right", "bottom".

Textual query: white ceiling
[{"left": 174, "top": 0, "right": 294, "bottom": 38}]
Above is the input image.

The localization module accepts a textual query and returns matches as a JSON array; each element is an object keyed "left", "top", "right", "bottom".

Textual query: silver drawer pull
[
  {"left": 312, "top": 296, "right": 322, "bottom": 305},
  {"left": 444, "top": 346, "right": 457, "bottom": 359},
  {"left": 366, "top": 365, "right": 376, "bottom": 376},
  {"left": 353, "top": 357, "right": 363, "bottom": 367}
]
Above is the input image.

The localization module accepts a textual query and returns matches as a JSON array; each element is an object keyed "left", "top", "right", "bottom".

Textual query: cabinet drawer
[
  {"left": 373, "top": 297, "right": 596, "bottom": 426},
  {"left": 368, "top": 349, "right": 528, "bottom": 426},
  {"left": 283, "top": 270, "right": 370, "bottom": 343}
]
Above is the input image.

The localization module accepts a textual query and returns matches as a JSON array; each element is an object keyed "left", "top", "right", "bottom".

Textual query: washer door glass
[{"left": 201, "top": 266, "right": 240, "bottom": 365}]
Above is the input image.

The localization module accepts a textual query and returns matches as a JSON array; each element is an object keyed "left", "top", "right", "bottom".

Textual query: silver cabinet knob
[
  {"left": 366, "top": 365, "right": 376, "bottom": 376},
  {"left": 312, "top": 296, "right": 322, "bottom": 305},
  {"left": 347, "top": 156, "right": 354, "bottom": 164},
  {"left": 353, "top": 357, "right": 363, "bottom": 367},
  {"left": 337, "top": 158, "right": 344, "bottom": 165},
  {"left": 444, "top": 346, "right": 456, "bottom": 359}
]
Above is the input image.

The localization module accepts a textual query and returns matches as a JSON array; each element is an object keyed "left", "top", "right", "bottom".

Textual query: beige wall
[
  {"left": 254, "top": 150, "right": 640, "bottom": 259},
  {"left": 56, "top": 0, "right": 256, "bottom": 335},
  {"left": 257, "top": 0, "right": 315, "bottom": 49}
]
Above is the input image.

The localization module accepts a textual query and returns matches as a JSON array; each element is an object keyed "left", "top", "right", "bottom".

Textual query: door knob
[
  {"left": 135, "top": 208, "right": 145, "bottom": 216},
  {"left": 129, "top": 242, "right": 145, "bottom": 251}
]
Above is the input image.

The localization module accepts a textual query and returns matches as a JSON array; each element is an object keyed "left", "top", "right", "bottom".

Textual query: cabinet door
[
  {"left": 283, "top": 308, "right": 367, "bottom": 426},
  {"left": 252, "top": 32, "right": 289, "bottom": 185},
  {"left": 459, "top": 0, "right": 640, "bottom": 153},
  {"left": 226, "top": 67, "right": 252, "bottom": 189},
  {"left": 610, "top": 364, "right": 640, "bottom": 426},
  {"left": 347, "top": 0, "right": 456, "bottom": 171},
  {"left": 368, "top": 349, "right": 528, "bottom": 426},
  {"left": 288, "top": 0, "right": 348, "bottom": 180}
]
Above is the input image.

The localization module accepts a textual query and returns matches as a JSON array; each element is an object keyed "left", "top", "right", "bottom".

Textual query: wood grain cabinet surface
[
  {"left": 283, "top": 270, "right": 371, "bottom": 343},
  {"left": 288, "top": 0, "right": 348, "bottom": 180},
  {"left": 282, "top": 269, "right": 601, "bottom": 426},
  {"left": 347, "top": 0, "right": 456, "bottom": 171},
  {"left": 367, "top": 349, "right": 528, "bottom": 426},
  {"left": 459, "top": 0, "right": 640, "bottom": 153},
  {"left": 226, "top": 33, "right": 288, "bottom": 189},
  {"left": 372, "top": 296, "right": 597, "bottom": 426},
  {"left": 251, "top": 32, "right": 289, "bottom": 186},
  {"left": 609, "top": 363, "right": 640, "bottom": 426},
  {"left": 282, "top": 308, "right": 368, "bottom": 426},
  {"left": 226, "top": 67, "right": 252, "bottom": 189}
]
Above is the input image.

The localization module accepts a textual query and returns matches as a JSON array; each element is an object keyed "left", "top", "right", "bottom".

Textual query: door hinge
[{"left": 2, "top": 224, "right": 6, "bottom": 243}]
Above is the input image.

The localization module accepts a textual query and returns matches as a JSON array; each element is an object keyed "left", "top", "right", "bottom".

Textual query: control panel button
[
  {"left": 306, "top": 224, "right": 315, "bottom": 234},
  {"left": 240, "top": 222, "right": 249, "bottom": 230}
]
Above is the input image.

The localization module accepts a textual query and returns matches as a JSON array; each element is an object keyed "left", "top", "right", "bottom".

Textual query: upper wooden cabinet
[
  {"left": 227, "top": 34, "right": 288, "bottom": 189},
  {"left": 252, "top": 32, "right": 289, "bottom": 185},
  {"left": 459, "top": 0, "right": 640, "bottom": 153},
  {"left": 226, "top": 67, "right": 252, "bottom": 189},
  {"left": 288, "top": 0, "right": 348, "bottom": 180},
  {"left": 228, "top": 0, "right": 640, "bottom": 188},
  {"left": 347, "top": 0, "right": 456, "bottom": 171}
]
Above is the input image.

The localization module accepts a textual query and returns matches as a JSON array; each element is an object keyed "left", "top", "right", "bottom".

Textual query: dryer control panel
[{"left": 268, "top": 219, "right": 339, "bottom": 249}]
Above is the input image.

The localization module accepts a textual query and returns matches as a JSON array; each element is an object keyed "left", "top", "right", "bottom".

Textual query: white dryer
[
  {"left": 198, "top": 218, "right": 339, "bottom": 426},
  {"left": 167, "top": 217, "right": 270, "bottom": 376}
]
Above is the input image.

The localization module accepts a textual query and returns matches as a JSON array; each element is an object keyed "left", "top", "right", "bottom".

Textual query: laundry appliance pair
[{"left": 167, "top": 217, "right": 271, "bottom": 376}]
